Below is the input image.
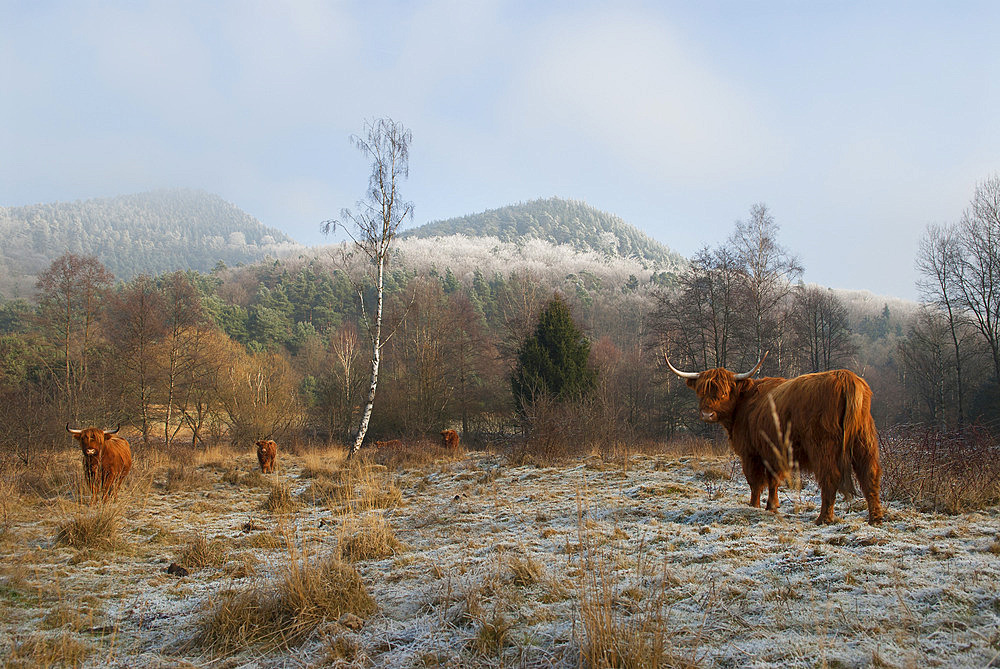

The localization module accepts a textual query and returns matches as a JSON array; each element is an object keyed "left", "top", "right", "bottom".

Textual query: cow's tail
[{"left": 838, "top": 372, "right": 862, "bottom": 499}]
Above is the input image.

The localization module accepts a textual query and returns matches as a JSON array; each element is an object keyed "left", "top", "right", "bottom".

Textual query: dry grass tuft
[
  {"left": 240, "top": 470, "right": 271, "bottom": 488},
  {"left": 577, "top": 493, "right": 706, "bottom": 669},
  {"left": 322, "top": 462, "right": 403, "bottom": 513},
  {"left": 54, "top": 503, "right": 123, "bottom": 550},
  {"left": 6, "top": 631, "right": 93, "bottom": 668},
  {"left": 471, "top": 608, "right": 513, "bottom": 655},
  {"left": 192, "top": 445, "right": 237, "bottom": 472},
  {"left": 163, "top": 465, "right": 210, "bottom": 492},
  {"left": 338, "top": 513, "right": 403, "bottom": 562},
  {"left": 178, "top": 533, "right": 230, "bottom": 570},
  {"left": 507, "top": 554, "right": 545, "bottom": 587},
  {"left": 193, "top": 552, "right": 376, "bottom": 653},
  {"left": 17, "top": 460, "right": 77, "bottom": 500},
  {"left": 298, "top": 446, "right": 345, "bottom": 478},
  {"left": 263, "top": 480, "right": 298, "bottom": 514}
]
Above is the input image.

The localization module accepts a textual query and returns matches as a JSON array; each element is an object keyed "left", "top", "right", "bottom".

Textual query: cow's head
[
  {"left": 664, "top": 353, "right": 768, "bottom": 424},
  {"left": 67, "top": 424, "right": 119, "bottom": 457}
]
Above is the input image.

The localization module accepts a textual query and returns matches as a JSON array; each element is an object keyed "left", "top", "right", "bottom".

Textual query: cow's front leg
[{"left": 743, "top": 457, "right": 767, "bottom": 508}]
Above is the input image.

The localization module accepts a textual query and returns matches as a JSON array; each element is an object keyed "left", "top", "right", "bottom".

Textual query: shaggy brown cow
[
  {"left": 67, "top": 424, "right": 132, "bottom": 500},
  {"left": 255, "top": 439, "right": 277, "bottom": 473},
  {"left": 666, "top": 354, "right": 884, "bottom": 525},
  {"left": 374, "top": 439, "right": 403, "bottom": 450},
  {"left": 440, "top": 429, "right": 460, "bottom": 449}
]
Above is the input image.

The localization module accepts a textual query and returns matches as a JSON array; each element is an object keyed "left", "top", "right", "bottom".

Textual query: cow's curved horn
[
  {"left": 105, "top": 425, "right": 120, "bottom": 435},
  {"left": 664, "top": 354, "right": 701, "bottom": 380},
  {"left": 734, "top": 351, "right": 769, "bottom": 380},
  {"left": 66, "top": 423, "right": 82, "bottom": 435}
]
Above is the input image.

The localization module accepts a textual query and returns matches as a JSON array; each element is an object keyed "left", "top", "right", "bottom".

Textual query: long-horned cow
[
  {"left": 255, "top": 439, "right": 277, "bottom": 473},
  {"left": 67, "top": 424, "right": 133, "bottom": 500},
  {"left": 665, "top": 353, "right": 884, "bottom": 525}
]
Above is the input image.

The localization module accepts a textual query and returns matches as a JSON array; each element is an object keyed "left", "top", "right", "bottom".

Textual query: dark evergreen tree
[{"left": 511, "top": 295, "right": 596, "bottom": 410}]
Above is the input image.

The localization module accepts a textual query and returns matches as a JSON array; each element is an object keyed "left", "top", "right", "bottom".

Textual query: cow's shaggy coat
[{"left": 673, "top": 364, "right": 884, "bottom": 525}]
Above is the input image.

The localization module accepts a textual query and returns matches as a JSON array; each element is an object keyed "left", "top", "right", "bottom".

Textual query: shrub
[{"left": 880, "top": 424, "right": 1000, "bottom": 513}]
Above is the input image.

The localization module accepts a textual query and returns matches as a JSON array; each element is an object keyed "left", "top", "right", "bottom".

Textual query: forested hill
[
  {"left": 401, "top": 197, "right": 684, "bottom": 268},
  {"left": 0, "top": 189, "right": 299, "bottom": 297}
]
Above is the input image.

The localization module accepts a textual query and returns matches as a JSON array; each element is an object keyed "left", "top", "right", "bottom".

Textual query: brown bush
[
  {"left": 373, "top": 438, "right": 464, "bottom": 470},
  {"left": 513, "top": 395, "right": 617, "bottom": 465},
  {"left": 880, "top": 424, "right": 1000, "bottom": 514}
]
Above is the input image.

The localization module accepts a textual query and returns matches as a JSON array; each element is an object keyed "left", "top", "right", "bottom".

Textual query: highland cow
[
  {"left": 67, "top": 424, "right": 132, "bottom": 500},
  {"left": 666, "top": 353, "right": 884, "bottom": 525}
]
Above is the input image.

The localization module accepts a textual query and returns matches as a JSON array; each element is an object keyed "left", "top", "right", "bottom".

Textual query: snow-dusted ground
[{"left": 3, "top": 446, "right": 999, "bottom": 667}]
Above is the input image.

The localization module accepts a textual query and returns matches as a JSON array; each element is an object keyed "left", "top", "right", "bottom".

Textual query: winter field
[{"left": 2, "top": 438, "right": 999, "bottom": 668}]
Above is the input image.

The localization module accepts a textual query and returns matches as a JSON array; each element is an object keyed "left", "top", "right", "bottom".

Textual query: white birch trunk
[{"left": 349, "top": 254, "right": 384, "bottom": 458}]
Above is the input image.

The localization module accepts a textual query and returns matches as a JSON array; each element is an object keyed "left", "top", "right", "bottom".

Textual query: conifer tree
[{"left": 511, "top": 295, "right": 596, "bottom": 410}]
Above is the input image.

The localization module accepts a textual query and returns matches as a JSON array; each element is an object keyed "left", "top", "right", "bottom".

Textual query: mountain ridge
[
  {"left": 0, "top": 189, "right": 299, "bottom": 297},
  {"left": 402, "top": 197, "right": 684, "bottom": 269}
]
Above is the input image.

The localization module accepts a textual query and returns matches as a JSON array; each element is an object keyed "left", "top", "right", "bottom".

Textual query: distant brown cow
[
  {"left": 67, "top": 424, "right": 132, "bottom": 500},
  {"left": 665, "top": 353, "right": 884, "bottom": 525},
  {"left": 440, "top": 429, "right": 460, "bottom": 449},
  {"left": 374, "top": 439, "right": 403, "bottom": 450},
  {"left": 255, "top": 439, "right": 277, "bottom": 473}
]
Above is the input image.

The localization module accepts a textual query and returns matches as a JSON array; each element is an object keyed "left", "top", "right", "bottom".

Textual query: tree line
[{"left": 2, "top": 183, "right": 998, "bottom": 461}]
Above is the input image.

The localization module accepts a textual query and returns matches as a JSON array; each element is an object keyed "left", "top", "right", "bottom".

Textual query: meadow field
[{"left": 2, "top": 437, "right": 999, "bottom": 668}]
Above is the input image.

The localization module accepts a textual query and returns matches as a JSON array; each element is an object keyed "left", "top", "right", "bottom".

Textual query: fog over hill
[{"left": 0, "top": 189, "right": 300, "bottom": 297}]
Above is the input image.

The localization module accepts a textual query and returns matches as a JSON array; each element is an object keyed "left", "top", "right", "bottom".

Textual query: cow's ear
[
  {"left": 735, "top": 379, "right": 753, "bottom": 395},
  {"left": 685, "top": 378, "right": 698, "bottom": 389}
]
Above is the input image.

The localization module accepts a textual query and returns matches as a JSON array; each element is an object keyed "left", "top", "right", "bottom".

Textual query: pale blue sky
[{"left": 3, "top": 1, "right": 998, "bottom": 299}]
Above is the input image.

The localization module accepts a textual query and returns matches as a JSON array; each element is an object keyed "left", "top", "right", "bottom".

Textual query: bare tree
[
  {"left": 323, "top": 117, "right": 413, "bottom": 458},
  {"left": 955, "top": 176, "right": 1000, "bottom": 388},
  {"left": 790, "top": 285, "right": 855, "bottom": 373},
  {"left": 916, "top": 224, "right": 970, "bottom": 424},
  {"left": 159, "top": 272, "right": 205, "bottom": 446},
  {"left": 898, "top": 307, "right": 952, "bottom": 426},
  {"left": 108, "top": 275, "right": 166, "bottom": 445},
  {"left": 34, "top": 253, "right": 113, "bottom": 417},
  {"left": 661, "top": 245, "right": 743, "bottom": 369},
  {"left": 728, "top": 203, "right": 802, "bottom": 368}
]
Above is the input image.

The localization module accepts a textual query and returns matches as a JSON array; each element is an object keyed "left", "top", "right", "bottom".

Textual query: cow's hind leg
[
  {"left": 852, "top": 443, "right": 884, "bottom": 525},
  {"left": 765, "top": 473, "right": 783, "bottom": 512},
  {"left": 815, "top": 472, "right": 840, "bottom": 524}
]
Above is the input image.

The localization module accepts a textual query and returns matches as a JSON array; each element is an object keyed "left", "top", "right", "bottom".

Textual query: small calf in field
[
  {"left": 374, "top": 439, "right": 403, "bottom": 450},
  {"left": 255, "top": 439, "right": 277, "bottom": 473},
  {"left": 440, "top": 429, "right": 460, "bottom": 449}
]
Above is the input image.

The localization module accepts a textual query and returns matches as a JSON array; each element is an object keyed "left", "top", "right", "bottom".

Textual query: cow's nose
[{"left": 700, "top": 410, "right": 717, "bottom": 422}]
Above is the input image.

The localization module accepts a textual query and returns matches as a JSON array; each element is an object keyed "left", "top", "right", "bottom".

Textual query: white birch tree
[{"left": 323, "top": 118, "right": 413, "bottom": 459}]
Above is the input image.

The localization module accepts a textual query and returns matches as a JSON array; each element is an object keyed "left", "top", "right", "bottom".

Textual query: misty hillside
[
  {"left": 0, "top": 189, "right": 300, "bottom": 297},
  {"left": 402, "top": 197, "right": 685, "bottom": 269}
]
